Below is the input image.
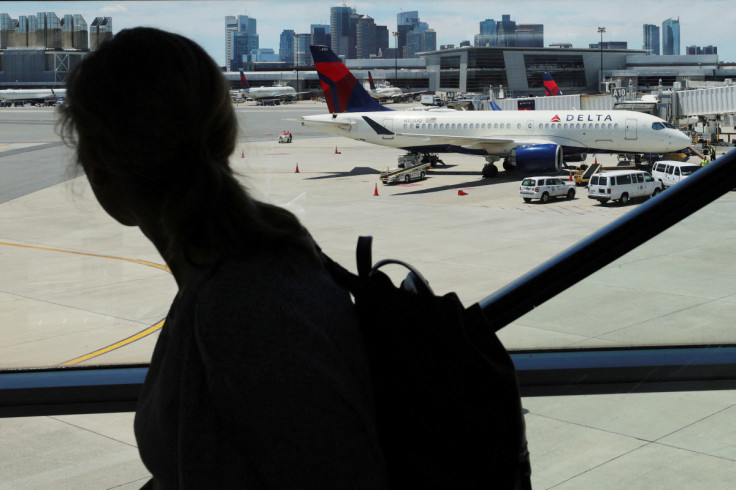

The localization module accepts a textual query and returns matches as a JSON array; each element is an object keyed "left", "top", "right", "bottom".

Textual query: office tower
[
  {"left": 397, "top": 10, "right": 419, "bottom": 58},
  {"left": 280, "top": 29, "right": 295, "bottom": 64},
  {"left": 356, "top": 15, "right": 376, "bottom": 59},
  {"left": 476, "top": 19, "right": 497, "bottom": 46},
  {"left": 311, "top": 24, "right": 330, "bottom": 48},
  {"left": 295, "top": 33, "right": 311, "bottom": 65},
  {"left": 497, "top": 14, "right": 517, "bottom": 47},
  {"left": 225, "top": 16, "right": 237, "bottom": 68},
  {"left": 330, "top": 6, "right": 352, "bottom": 57},
  {"left": 227, "top": 15, "right": 258, "bottom": 71},
  {"left": 375, "top": 25, "right": 389, "bottom": 56},
  {"left": 662, "top": 17, "right": 680, "bottom": 55},
  {"left": 397, "top": 11, "right": 434, "bottom": 58},
  {"left": 643, "top": 24, "right": 660, "bottom": 55},
  {"left": 516, "top": 24, "right": 543, "bottom": 48},
  {"left": 90, "top": 17, "right": 112, "bottom": 50}
]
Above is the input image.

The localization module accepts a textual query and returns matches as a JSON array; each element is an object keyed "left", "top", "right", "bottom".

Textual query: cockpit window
[{"left": 652, "top": 122, "right": 665, "bottom": 130}]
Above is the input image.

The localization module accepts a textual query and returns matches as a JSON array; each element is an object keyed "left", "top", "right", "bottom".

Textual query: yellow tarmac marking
[
  {"left": 0, "top": 241, "right": 171, "bottom": 365},
  {"left": 60, "top": 319, "right": 165, "bottom": 367}
]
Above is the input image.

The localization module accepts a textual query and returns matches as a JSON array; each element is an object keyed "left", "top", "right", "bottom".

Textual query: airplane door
[
  {"left": 625, "top": 119, "right": 637, "bottom": 140},
  {"left": 526, "top": 120, "right": 534, "bottom": 135},
  {"left": 382, "top": 118, "right": 394, "bottom": 140}
]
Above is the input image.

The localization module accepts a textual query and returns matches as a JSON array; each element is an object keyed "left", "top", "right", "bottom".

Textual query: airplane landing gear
[
  {"left": 482, "top": 163, "right": 498, "bottom": 178},
  {"left": 502, "top": 158, "right": 514, "bottom": 172},
  {"left": 483, "top": 155, "right": 500, "bottom": 178}
]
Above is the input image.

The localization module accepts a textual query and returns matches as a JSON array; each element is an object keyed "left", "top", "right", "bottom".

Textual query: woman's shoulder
[{"left": 193, "top": 252, "right": 357, "bottom": 339}]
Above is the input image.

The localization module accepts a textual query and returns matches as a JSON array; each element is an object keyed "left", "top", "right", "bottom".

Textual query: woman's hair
[{"left": 59, "top": 27, "right": 318, "bottom": 265}]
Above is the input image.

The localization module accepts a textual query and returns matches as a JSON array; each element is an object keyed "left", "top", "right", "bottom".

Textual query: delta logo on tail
[
  {"left": 543, "top": 72, "right": 562, "bottom": 96},
  {"left": 239, "top": 70, "right": 249, "bottom": 89},
  {"left": 310, "top": 45, "right": 391, "bottom": 113}
]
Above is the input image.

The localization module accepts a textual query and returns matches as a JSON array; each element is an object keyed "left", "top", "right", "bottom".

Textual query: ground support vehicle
[
  {"left": 519, "top": 176, "right": 576, "bottom": 203},
  {"left": 588, "top": 170, "right": 662, "bottom": 204},
  {"left": 380, "top": 154, "right": 430, "bottom": 184},
  {"left": 651, "top": 160, "right": 701, "bottom": 188}
]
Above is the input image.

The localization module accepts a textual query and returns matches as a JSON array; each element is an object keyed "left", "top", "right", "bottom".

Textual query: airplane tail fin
[
  {"left": 368, "top": 71, "right": 377, "bottom": 90},
  {"left": 239, "top": 70, "right": 249, "bottom": 90},
  {"left": 543, "top": 72, "right": 562, "bottom": 96},
  {"left": 310, "top": 45, "right": 391, "bottom": 113},
  {"left": 490, "top": 101, "right": 502, "bottom": 111}
]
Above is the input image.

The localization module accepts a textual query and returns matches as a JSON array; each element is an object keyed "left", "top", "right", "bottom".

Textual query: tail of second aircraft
[
  {"left": 543, "top": 72, "right": 562, "bottom": 96},
  {"left": 368, "top": 72, "right": 377, "bottom": 90},
  {"left": 239, "top": 70, "right": 249, "bottom": 90},
  {"left": 310, "top": 45, "right": 390, "bottom": 113}
]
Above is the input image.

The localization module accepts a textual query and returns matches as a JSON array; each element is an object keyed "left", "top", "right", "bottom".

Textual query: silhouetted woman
[{"left": 60, "top": 27, "right": 386, "bottom": 489}]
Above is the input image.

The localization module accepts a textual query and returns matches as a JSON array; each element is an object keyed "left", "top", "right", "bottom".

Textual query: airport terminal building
[
  {"left": 220, "top": 45, "right": 736, "bottom": 99},
  {"left": 2, "top": 42, "right": 735, "bottom": 97}
]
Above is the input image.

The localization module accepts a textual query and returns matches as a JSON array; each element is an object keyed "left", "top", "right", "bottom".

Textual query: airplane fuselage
[
  {"left": 0, "top": 88, "right": 65, "bottom": 101},
  {"left": 242, "top": 86, "right": 296, "bottom": 100},
  {"left": 301, "top": 110, "right": 691, "bottom": 157}
]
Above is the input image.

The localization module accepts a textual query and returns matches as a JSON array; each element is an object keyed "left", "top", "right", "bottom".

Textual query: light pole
[
  {"left": 597, "top": 26, "right": 606, "bottom": 93},
  {"left": 393, "top": 31, "right": 399, "bottom": 85}
]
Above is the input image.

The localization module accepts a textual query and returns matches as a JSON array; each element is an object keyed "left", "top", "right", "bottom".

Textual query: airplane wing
[{"left": 302, "top": 118, "right": 357, "bottom": 131}]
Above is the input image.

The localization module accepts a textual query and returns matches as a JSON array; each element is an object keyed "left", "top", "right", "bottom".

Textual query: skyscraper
[
  {"left": 475, "top": 19, "right": 497, "bottom": 47},
  {"left": 330, "top": 6, "right": 352, "bottom": 58},
  {"left": 227, "top": 15, "right": 258, "bottom": 71},
  {"left": 497, "top": 14, "right": 517, "bottom": 47},
  {"left": 311, "top": 24, "right": 330, "bottom": 49},
  {"left": 356, "top": 15, "right": 376, "bottom": 59},
  {"left": 279, "top": 29, "right": 295, "bottom": 65},
  {"left": 397, "top": 11, "right": 434, "bottom": 58},
  {"left": 515, "top": 24, "right": 543, "bottom": 48},
  {"left": 643, "top": 24, "right": 660, "bottom": 55},
  {"left": 662, "top": 17, "right": 680, "bottom": 55}
]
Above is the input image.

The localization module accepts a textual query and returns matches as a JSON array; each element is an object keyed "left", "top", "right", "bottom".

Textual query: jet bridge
[{"left": 675, "top": 83, "right": 736, "bottom": 118}]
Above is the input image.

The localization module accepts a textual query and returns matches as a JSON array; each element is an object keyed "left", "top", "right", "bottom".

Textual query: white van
[
  {"left": 588, "top": 170, "right": 663, "bottom": 204},
  {"left": 651, "top": 160, "right": 701, "bottom": 188}
]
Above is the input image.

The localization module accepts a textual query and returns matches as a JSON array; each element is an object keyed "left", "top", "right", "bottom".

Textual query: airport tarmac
[{"left": 1, "top": 102, "right": 736, "bottom": 488}]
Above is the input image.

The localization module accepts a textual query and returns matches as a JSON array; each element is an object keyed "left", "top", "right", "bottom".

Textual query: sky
[{"left": 8, "top": 1, "right": 736, "bottom": 66}]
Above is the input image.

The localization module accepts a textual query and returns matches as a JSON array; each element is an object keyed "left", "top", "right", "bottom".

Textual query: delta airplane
[
  {"left": 301, "top": 45, "right": 691, "bottom": 177},
  {"left": 0, "top": 88, "right": 66, "bottom": 102},
  {"left": 239, "top": 70, "right": 298, "bottom": 101},
  {"left": 366, "top": 72, "right": 424, "bottom": 103}
]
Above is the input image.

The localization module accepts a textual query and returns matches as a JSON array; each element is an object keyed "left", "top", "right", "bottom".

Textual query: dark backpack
[{"left": 321, "top": 236, "right": 531, "bottom": 489}]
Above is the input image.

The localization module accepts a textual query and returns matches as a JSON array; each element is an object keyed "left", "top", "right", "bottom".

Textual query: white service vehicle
[
  {"left": 519, "top": 176, "right": 576, "bottom": 203},
  {"left": 651, "top": 160, "right": 701, "bottom": 188},
  {"left": 588, "top": 170, "right": 663, "bottom": 205}
]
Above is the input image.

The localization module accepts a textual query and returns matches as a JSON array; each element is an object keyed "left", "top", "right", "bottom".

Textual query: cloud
[{"left": 99, "top": 4, "right": 128, "bottom": 14}]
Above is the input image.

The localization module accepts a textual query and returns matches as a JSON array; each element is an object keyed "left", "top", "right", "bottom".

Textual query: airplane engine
[
  {"left": 564, "top": 153, "right": 587, "bottom": 163},
  {"left": 514, "top": 144, "right": 563, "bottom": 173}
]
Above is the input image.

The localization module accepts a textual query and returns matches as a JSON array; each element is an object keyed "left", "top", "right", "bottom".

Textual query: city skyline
[{"left": 4, "top": 1, "right": 735, "bottom": 66}]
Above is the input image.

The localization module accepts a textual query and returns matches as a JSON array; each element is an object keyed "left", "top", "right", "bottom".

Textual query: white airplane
[
  {"left": 0, "top": 88, "right": 66, "bottom": 102},
  {"left": 239, "top": 71, "right": 298, "bottom": 101},
  {"left": 302, "top": 45, "right": 692, "bottom": 177},
  {"left": 366, "top": 72, "right": 424, "bottom": 103}
]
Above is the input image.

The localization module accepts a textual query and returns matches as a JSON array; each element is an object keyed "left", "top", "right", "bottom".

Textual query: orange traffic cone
[
  {"left": 335, "top": 146, "right": 341, "bottom": 154},
  {"left": 295, "top": 163, "right": 300, "bottom": 173},
  {"left": 241, "top": 150, "right": 244, "bottom": 158},
  {"left": 458, "top": 189, "right": 468, "bottom": 196},
  {"left": 594, "top": 157, "right": 598, "bottom": 164},
  {"left": 373, "top": 184, "right": 379, "bottom": 196},
  {"left": 569, "top": 172, "right": 573, "bottom": 181}
]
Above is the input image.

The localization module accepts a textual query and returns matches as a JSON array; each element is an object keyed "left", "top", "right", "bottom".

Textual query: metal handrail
[{"left": 481, "top": 148, "right": 736, "bottom": 331}]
